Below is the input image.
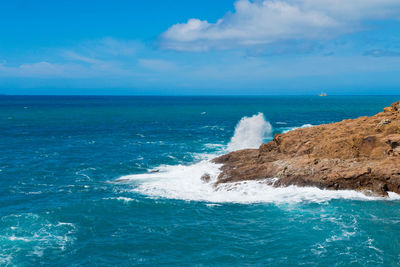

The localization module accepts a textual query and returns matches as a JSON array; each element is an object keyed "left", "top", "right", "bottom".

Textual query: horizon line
[{"left": 1, "top": 94, "right": 400, "bottom": 97}]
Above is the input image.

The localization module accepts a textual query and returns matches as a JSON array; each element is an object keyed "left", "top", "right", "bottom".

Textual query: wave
[
  {"left": 227, "top": 113, "right": 272, "bottom": 151},
  {"left": 115, "top": 114, "right": 400, "bottom": 204},
  {"left": 103, "top": 197, "right": 136, "bottom": 203},
  {"left": 0, "top": 213, "right": 76, "bottom": 264},
  {"left": 117, "top": 159, "right": 222, "bottom": 199},
  {"left": 118, "top": 163, "right": 400, "bottom": 204}
]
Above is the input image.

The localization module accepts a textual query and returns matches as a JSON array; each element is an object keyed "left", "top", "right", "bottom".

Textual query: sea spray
[
  {"left": 116, "top": 113, "right": 275, "bottom": 202},
  {"left": 119, "top": 159, "right": 222, "bottom": 201},
  {"left": 227, "top": 113, "right": 272, "bottom": 151},
  {"left": 117, "top": 113, "right": 400, "bottom": 203},
  {"left": 118, "top": 160, "right": 400, "bottom": 204}
]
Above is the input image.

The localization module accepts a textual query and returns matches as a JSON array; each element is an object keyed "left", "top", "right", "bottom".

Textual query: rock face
[{"left": 212, "top": 101, "right": 400, "bottom": 196}]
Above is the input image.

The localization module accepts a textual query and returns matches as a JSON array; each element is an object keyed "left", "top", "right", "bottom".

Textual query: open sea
[{"left": 2, "top": 95, "right": 400, "bottom": 266}]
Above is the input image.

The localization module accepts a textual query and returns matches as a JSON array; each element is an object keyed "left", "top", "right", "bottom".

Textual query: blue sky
[{"left": 1, "top": 0, "right": 400, "bottom": 95}]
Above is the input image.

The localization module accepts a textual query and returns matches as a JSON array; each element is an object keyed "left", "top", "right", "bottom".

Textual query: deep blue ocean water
[{"left": 1, "top": 95, "right": 400, "bottom": 266}]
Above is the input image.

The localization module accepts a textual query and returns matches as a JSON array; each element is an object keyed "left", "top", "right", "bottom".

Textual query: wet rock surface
[
  {"left": 200, "top": 173, "right": 211, "bottom": 183},
  {"left": 212, "top": 101, "right": 400, "bottom": 196}
]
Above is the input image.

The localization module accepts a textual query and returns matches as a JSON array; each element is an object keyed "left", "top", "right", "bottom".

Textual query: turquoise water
[{"left": 1, "top": 95, "right": 400, "bottom": 266}]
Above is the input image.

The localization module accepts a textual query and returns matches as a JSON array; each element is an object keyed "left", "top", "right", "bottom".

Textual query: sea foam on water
[{"left": 117, "top": 113, "right": 400, "bottom": 203}]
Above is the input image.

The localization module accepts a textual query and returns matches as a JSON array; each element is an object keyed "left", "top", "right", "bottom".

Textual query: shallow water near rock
[{"left": 1, "top": 95, "right": 400, "bottom": 266}]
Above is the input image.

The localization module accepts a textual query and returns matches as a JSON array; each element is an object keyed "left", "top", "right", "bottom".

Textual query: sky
[{"left": 1, "top": 0, "right": 400, "bottom": 95}]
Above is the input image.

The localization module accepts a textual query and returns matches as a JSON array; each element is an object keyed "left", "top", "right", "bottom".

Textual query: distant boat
[{"left": 318, "top": 92, "right": 327, "bottom": 97}]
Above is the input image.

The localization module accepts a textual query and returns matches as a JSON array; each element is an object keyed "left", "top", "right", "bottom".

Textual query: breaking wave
[
  {"left": 117, "top": 162, "right": 400, "bottom": 204},
  {"left": 227, "top": 113, "right": 272, "bottom": 151},
  {"left": 115, "top": 114, "right": 400, "bottom": 204}
]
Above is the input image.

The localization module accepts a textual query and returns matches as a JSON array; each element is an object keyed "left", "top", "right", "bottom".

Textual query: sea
[{"left": 1, "top": 95, "right": 400, "bottom": 266}]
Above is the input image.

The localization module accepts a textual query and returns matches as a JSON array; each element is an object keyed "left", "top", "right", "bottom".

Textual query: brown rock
[
  {"left": 384, "top": 107, "right": 393, "bottom": 113},
  {"left": 200, "top": 173, "right": 211, "bottom": 183},
  {"left": 378, "top": 119, "right": 391, "bottom": 127},
  {"left": 391, "top": 101, "right": 400, "bottom": 111},
  {"left": 213, "top": 100, "right": 400, "bottom": 196}
]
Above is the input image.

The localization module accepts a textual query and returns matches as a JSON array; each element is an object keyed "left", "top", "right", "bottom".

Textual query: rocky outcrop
[{"left": 212, "top": 101, "right": 400, "bottom": 196}]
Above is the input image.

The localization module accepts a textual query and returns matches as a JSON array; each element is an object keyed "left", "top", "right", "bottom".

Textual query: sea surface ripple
[{"left": 1, "top": 95, "right": 400, "bottom": 266}]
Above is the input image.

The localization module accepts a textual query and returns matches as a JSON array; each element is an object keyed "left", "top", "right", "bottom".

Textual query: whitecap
[
  {"left": 104, "top": 197, "right": 136, "bottom": 203},
  {"left": 122, "top": 170, "right": 399, "bottom": 204},
  {"left": 8, "top": 235, "right": 31, "bottom": 242},
  {"left": 204, "top": 143, "right": 225, "bottom": 149},
  {"left": 0, "top": 213, "right": 76, "bottom": 261},
  {"left": 115, "top": 114, "right": 400, "bottom": 204},
  {"left": 205, "top": 203, "right": 221, "bottom": 207}
]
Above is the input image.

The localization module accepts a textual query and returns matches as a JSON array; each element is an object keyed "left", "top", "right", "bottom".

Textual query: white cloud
[
  {"left": 70, "top": 37, "right": 140, "bottom": 58},
  {"left": 0, "top": 38, "right": 143, "bottom": 78},
  {"left": 161, "top": 0, "right": 400, "bottom": 51},
  {"left": 139, "top": 59, "right": 177, "bottom": 71},
  {"left": 0, "top": 61, "right": 82, "bottom": 77},
  {"left": 63, "top": 51, "right": 104, "bottom": 64},
  {"left": 0, "top": 60, "right": 125, "bottom": 78}
]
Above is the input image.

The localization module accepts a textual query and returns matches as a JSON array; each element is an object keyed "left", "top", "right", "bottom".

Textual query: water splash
[
  {"left": 227, "top": 113, "right": 272, "bottom": 151},
  {"left": 115, "top": 114, "right": 400, "bottom": 204}
]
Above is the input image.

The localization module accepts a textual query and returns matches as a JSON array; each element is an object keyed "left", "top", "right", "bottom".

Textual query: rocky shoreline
[{"left": 210, "top": 101, "right": 400, "bottom": 196}]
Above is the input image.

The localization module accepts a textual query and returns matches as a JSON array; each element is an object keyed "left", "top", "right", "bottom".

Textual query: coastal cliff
[{"left": 212, "top": 101, "right": 400, "bottom": 196}]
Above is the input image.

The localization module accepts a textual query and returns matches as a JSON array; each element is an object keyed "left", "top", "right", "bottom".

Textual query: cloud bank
[{"left": 161, "top": 0, "right": 400, "bottom": 51}]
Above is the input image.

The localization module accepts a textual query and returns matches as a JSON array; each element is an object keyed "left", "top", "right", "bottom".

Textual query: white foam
[
  {"left": 119, "top": 158, "right": 223, "bottom": 200},
  {"left": 227, "top": 113, "right": 272, "bottom": 151},
  {"left": 104, "top": 197, "right": 136, "bottom": 203},
  {"left": 204, "top": 143, "right": 224, "bottom": 149},
  {"left": 115, "top": 114, "right": 400, "bottom": 204},
  {"left": 387, "top": 192, "right": 400, "bottom": 199},
  {"left": 8, "top": 235, "right": 31, "bottom": 242},
  {"left": 120, "top": 168, "right": 399, "bottom": 203},
  {"left": 0, "top": 213, "right": 76, "bottom": 262},
  {"left": 56, "top": 222, "right": 76, "bottom": 228},
  {"left": 205, "top": 203, "right": 221, "bottom": 207}
]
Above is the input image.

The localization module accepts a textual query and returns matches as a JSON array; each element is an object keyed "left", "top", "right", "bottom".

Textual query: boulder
[{"left": 200, "top": 173, "right": 211, "bottom": 183}]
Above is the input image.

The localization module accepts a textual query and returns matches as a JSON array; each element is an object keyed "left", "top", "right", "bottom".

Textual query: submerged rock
[
  {"left": 212, "top": 101, "right": 400, "bottom": 196},
  {"left": 201, "top": 173, "right": 211, "bottom": 183}
]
